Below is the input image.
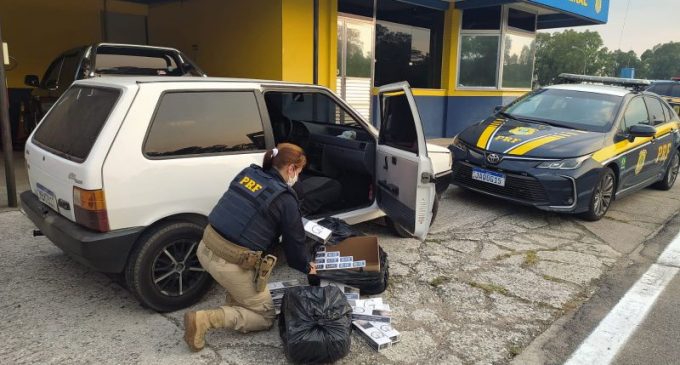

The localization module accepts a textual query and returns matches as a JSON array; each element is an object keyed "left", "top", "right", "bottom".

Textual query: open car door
[{"left": 376, "top": 82, "right": 436, "bottom": 240}]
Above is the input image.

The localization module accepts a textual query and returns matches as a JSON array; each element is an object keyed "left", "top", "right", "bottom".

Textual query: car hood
[{"left": 458, "top": 116, "right": 606, "bottom": 159}]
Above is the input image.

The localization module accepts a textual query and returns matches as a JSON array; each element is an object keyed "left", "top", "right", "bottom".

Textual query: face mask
[{"left": 287, "top": 169, "right": 299, "bottom": 187}]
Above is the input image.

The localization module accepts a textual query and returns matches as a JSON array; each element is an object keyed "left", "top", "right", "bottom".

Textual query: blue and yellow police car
[
  {"left": 449, "top": 74, "right": 680, "bottom": 221},
  {"left": 647, "top": 78, "right": 680, "bottom": 116}
]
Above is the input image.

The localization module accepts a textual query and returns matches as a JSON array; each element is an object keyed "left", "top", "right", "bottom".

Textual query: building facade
[{"left": 1, "top": 0, "right": 609, "bottom": 143}]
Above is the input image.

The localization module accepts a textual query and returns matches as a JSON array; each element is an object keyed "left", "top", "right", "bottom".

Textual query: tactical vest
[{"left": 208, "top": 164, "right": 296, "bottom": 251}]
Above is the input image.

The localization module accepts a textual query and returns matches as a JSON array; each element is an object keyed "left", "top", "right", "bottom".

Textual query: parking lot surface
[{"left": 2, "top": 183, "right": 680, "bottom": 364}]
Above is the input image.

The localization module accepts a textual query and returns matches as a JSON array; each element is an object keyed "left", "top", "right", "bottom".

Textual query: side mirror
[
  {"left": 493, "top": 105, "right": 503, "bottom": 113},
  {"left": 627, "top": 124, "right": 656, "bottom": 141},
  {"left": 24, "top": 75, "right": 39, "bottom": 87},
  {"left": 44, "top": 79, "right": 57, "bottom": 90}
]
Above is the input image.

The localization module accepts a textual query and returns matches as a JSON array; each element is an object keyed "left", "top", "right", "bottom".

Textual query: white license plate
[
  {"left": 472, "top": 168, "right": 506, "bottom": 187},
  {"left": 36, "top": 183, "right": 58, "bottom": 211}
]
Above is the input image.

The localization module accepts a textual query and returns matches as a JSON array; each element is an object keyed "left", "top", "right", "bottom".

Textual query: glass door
[{"left": 337, "top": 16, "right": 374, "bottom": 120}]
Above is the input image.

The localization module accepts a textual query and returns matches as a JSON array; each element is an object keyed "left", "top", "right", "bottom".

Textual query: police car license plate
[
  {"left": 36, "top": 183, "right": 58, "bottom": 211},
  {"left": 472, "top": 168, "right": 506, "bottom": 187}
]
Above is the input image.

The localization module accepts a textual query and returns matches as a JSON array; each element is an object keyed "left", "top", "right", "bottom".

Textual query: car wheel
[
  {"left": 125, "top": 221, "right": 213, "bottom": 312},
  {"left": 654, "top": 150, "right": 680, "bottom": 190},
  {"left": 388, "top": 193, "right": 440, "bottom": 238},
  {"left": 580, "top": 168, "right": 615, "bottom": 222}
]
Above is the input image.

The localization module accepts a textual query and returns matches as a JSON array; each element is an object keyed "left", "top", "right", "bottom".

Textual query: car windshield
[{"left": 504, "top": 88, "right": 623, "bottom": 132}]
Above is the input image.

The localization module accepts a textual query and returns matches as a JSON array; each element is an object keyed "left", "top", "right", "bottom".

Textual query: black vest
[{"left": 208, "top": 165, "right": 296, "bottom": 251}]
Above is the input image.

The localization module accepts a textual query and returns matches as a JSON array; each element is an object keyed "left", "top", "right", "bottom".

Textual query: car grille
[{"left": 453, "top": 162, "right": 549, "bottom": 203}]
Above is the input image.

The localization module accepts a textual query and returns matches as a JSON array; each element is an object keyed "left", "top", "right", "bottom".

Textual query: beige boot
[{"left": 184, "top": 309, "right": 226, "bottom": 352}]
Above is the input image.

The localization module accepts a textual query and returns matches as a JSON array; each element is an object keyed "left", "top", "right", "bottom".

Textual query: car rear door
[{"left": 375, "top": 82, "right": 435, "bottom": 240}]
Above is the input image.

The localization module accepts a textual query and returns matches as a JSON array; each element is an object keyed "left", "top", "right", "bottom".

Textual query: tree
[
  {"left": 642, "top": 42, "right": 680, "bottom": 79},
  {"left": 534, "top": 30, "right": 606, "bottom": 85}
]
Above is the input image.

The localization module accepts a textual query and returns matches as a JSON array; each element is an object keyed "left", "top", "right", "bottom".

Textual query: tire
[
  {"left": 388, "top": 193, "right": 440, "bottom": 238},
  {"left": 580, "top": 168, "right": 616, "bottom": 222},
  {"left": 125, "top": 221, "right": 213, "bottom": 312},
  {"left": 654, "top": 150, "right": 680, "bottom": 190}
]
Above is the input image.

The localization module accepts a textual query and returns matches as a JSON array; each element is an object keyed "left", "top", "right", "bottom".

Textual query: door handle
[{"left": 383, "top": 156, "right": 388, "bottom": 170}]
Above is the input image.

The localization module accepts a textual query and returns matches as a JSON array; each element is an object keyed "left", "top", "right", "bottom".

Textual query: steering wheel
[{"left": 273, "top": 116, "right": 293, "bottom": 143}]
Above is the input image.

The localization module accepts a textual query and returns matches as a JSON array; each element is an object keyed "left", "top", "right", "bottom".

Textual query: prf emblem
[
  {"left": 239, "top": 176, "right": 263, "bottom": 193},
  {"left": 509, "top": 127, "right": 537, "bottom": 136},
  {"left": 635, "top": 150, "right": 647, "bottom": 175}
]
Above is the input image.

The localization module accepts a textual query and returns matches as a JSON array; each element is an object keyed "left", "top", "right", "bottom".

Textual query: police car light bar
[
  {"left": 558, "top": 73, "right": 651, "bottom": 91},
  {"left": 672, "top": 76, "right": 680, "bottom": 81}
]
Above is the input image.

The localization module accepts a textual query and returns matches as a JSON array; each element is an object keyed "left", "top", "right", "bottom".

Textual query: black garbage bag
[
  {"left": 316, "top": 217, "right": 364, "bottom": 244},
  {"left": 279, "top": 286, "right": 353, "bottom": 364},
  {"left": 311, "top": 246, "right": 390, "bottom": 295}
]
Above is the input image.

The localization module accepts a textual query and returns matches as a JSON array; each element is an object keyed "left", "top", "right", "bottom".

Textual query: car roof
[
  {"left": 545, "top": 83, "right": 631, "bottom": 97},
  {"left": 73, "top": 76, "right": 322, "bottom": 89}
]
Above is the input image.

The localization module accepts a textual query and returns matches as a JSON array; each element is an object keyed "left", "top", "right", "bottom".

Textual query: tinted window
[
  {"left": 648, "top": 83, "right": 672, "bottom": 96},
  {"left": 58, "top": 53, "right": 80, "bottom": 88},
  {"left": 672, "top": 84, "right": 680, "bottom": 98},
  {"left": 144, "top": 92, "right": 265, "bottom": 157},
  {"left": 375, "top": 0, "right": 444, "bottom": 88},
  {"left": 623, "top": 97, "right": 649, "bottom": 130},
  {"left": 462, "top": 6, "right": 502, "bottom": 30},
  {"left": 264, "top": 91, "right": 360, "bottom": 126},
  {"left": 504, "top": 89, "right": 621, "bottom": 132},
  {"left": 42, "top": 57, "right": 63, "bottom": 89},
  {"left": 644, "top": 97, "right": 667, "bottom": 124},
  {"left": 502, "top": 33, "right": 535, "bottom": 88},
  {"left": 458, "top": 35, "right": 499, "bottom": 87},
  {"left": 508, "top": 8, "right": 536, "bottom": 32},
  {"left": 379, "top": 93, "right": 417, "bottom": 153},
  {"left": 33, "top": 86, "right": 120, "bottom": 162}
]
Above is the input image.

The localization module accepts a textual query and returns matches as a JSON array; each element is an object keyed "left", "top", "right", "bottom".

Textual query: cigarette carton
[
  {"left": 320, "top": 280, "right": 360, "bottom": 300},
  {"left": 302, "top": 218, "right": 332, "bottom": 244},
  {"left": 267, "top": 280, "right": 303, "bottom": 296},
  {"left": 351, "top": 306, "right": 392, "bottom": 323},
  {"left": 373, "top": 322, "right": 400, "bottom": 343},
  {"left": 353, "top": 320, "right": 391, "bottom": 351}
]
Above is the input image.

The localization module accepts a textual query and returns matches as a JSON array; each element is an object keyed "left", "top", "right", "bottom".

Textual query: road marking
[{"left": 565, "top": 232, "right": 680, "bottom": 365}]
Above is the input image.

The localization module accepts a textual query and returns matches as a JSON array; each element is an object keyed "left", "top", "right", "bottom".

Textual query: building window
[
  {"left": 501, "top": 33, "right": 536, "bottom": 88},
  {"left": 459, "top": 35, "right": 499, "bottom": 87},
  {"left": 458, "top": 6, "right": 537, "bottom": 90},
  {"left": 375, "top": 0, "right": 444, "bottom": 88}
]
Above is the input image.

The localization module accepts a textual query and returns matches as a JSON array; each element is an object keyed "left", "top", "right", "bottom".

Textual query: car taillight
[{"left": 73, "top": 187, "right": 110, "bottom": 232}]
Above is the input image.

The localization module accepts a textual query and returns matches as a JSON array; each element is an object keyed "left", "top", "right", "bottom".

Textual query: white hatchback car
[{"left": 21, "top": 77, "right": 452, "bottom": 311}]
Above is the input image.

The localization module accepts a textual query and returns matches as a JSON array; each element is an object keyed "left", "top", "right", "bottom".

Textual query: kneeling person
[{"left": 184, "top": 143, "right": 316, "bottom": 352}]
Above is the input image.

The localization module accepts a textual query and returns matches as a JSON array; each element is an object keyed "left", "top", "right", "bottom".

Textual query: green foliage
[{"left": 535, "top": 30, "right": 680, "bottom": 85}]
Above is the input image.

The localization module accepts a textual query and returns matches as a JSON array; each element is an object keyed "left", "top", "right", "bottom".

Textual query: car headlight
[
  {"left": 536, "top": 155, "right": 591, "bottom": 170},
  {"left": 451, "top": 136, "right": 468, "bottom": 153}
]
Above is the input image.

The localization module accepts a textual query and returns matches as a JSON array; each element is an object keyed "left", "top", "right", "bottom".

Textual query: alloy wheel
[
  {"left": 151, "top": 239, "right": 206, "bottom": 297},
  {"left": 593, "top": 173, "right": 614, "bottom": 217},
  {"left": 668, "top": 154, "right": 680, "bottom": 187}
]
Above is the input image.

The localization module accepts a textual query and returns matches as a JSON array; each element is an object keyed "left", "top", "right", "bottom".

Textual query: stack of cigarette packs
[
  {"left": 267, "top": 279, "right": 305, "bottom": 315},
  {"left": 315, "top": 246, "right": 366, "bottom": 271},
  {"left": 309, "top": 283, "right": 401, "bottom": 352}
]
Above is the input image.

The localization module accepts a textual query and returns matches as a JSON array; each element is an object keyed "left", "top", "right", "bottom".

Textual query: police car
[
  {"left": 647, "top": 78, "right": 680, "bottom": 115},
  {"left": 450, "top": 74, "right": 680, "bottom": 221}
]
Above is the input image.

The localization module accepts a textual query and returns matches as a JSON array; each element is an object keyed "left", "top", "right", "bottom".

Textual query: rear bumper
[{"left": 20, "top": 190, "right": 143, "bottom": 273}]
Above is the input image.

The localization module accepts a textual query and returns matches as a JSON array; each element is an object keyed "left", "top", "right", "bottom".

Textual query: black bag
[
  {"left": 316, "top": 217, "right": 364, "bottom": 244},
  {"left": 279, "top": 286, "right": 352, "bottom": 364},
  {"left": 312, "top": 246, "right": 390, "bottom": 295}
]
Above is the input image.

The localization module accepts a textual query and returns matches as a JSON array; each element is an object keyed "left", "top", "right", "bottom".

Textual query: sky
[{"left": 545, "top": 0, "right": 680, "bottom": 56}]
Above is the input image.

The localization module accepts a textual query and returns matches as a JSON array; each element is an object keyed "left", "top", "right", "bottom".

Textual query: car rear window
[{"left": 32, "top": 86, "right": 120, "bottom": 162}]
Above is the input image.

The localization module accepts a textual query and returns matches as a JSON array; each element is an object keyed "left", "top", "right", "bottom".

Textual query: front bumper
[
  {"left": 20, "top": 190, "right": 144, "bottom": 273},
  {"left": 449, "top": 146, "right": 602, "bottom": 213}
]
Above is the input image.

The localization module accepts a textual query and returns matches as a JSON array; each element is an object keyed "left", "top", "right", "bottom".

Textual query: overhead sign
[{"left": 527, "top": 0, "right": 609, "bottom": 23}]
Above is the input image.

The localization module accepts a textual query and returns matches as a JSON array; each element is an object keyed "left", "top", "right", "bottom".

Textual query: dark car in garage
[{"left": 20, "top": 43, "right": 205, "bottom": 143}]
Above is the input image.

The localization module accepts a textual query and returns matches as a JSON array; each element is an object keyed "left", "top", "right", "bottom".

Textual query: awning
[{"left": 454, "top": 0, "right": 609, "bottom": 29}]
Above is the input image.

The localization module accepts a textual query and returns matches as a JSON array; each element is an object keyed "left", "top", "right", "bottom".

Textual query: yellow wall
[
  {"left": 0, "top": 0, "right": 147, "bottom": 88},
  {"left": 281, "top": 0, "right": 313, "bottom": 83},
  {"left": 317, "top": 0, "right": 337, "bottom": 90},
  {"left": 148, "top": 0, "right": 283, "bottom": 80}
]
